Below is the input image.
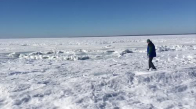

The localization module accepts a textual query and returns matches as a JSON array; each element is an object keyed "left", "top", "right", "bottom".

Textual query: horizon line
[{"left": 0, "top": 33, "right": 196, "bottom": 39}]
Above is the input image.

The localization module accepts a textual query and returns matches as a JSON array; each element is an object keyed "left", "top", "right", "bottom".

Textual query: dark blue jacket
[{"left": 147, "top": 42, "right": 156, "bottom": 57}]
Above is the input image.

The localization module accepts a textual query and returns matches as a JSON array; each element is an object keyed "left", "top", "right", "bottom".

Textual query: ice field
[{"left": 0, "top": 35, "right": 196, "bottom": 109}]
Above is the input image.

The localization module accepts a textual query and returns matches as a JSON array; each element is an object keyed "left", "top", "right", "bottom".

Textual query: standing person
[{"left": 147, "top": 39, "right": 156, "bottom": 70}]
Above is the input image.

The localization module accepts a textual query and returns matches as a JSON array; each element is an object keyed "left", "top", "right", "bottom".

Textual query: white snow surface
[{"left": 0, "top": 35, "right": 196, "bottom": 109}]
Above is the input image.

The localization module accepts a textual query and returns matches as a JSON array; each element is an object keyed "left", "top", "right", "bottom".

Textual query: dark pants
[{"left": 149, "top": 57, "right": 156, "bottom": 69}]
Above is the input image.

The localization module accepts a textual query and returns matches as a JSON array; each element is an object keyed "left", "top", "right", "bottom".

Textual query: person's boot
[
  {"left": 147, "top": 68, "right": 151, "bottom": 71},
  {"left": 152, "top": 68, "right": 157, "bottom": 71}
]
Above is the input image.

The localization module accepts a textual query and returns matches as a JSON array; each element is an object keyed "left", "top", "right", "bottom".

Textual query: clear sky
[{"left": 0, "top": 0, "right": 196, "bottom": 38}]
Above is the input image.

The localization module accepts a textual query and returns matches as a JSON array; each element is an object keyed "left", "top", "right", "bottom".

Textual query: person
[{"left": 147, "top": 39, "right": 156, "bottom": 70}]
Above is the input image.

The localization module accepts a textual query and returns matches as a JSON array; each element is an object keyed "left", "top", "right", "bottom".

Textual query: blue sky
[{"left": 0, "top": 0, "right": 196, "bottom": 38}]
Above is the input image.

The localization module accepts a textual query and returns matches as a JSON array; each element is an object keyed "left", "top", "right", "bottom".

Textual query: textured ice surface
[{"left": 0, "top": 35, "right": 196, "bottom": 109}]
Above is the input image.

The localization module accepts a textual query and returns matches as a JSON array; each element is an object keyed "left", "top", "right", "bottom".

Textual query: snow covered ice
[{"left": 0, "top": 35, "right": 196, "bottom": 109}]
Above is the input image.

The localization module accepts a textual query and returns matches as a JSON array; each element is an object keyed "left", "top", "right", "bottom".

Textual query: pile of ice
[
  {"left": 157, "top": 45, "right": 196, "bottom": 52},
  {"left": 18, "top": 51, "right": 91, "bottom": 61},
  {"left": 8, "top": 52, "right": 21, "bottom": 58},
  {"left": 156, "top": 46, "right": 172, "bottom": 52},
  {"left": 120, "top": 49, "right": 133, "bottom": 56},
  {"left": 7, "top": 49, "right": 134, "bottom": 61}
]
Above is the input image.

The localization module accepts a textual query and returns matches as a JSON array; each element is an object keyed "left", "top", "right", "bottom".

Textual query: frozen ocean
[{"left": 0, "top": 35, "right": 196, "bottom": 109}]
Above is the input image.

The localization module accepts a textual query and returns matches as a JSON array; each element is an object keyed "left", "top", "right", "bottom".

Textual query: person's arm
[{"left": 148, "top": 45, "right": 152, "bottom": 55}]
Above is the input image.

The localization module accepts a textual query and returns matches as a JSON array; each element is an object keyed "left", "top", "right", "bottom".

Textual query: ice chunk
[{"left": 8, "top": 52, "right": 20, "bottom": 58}]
